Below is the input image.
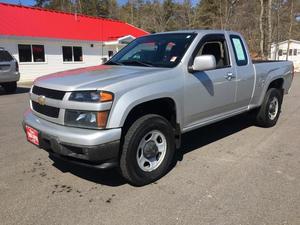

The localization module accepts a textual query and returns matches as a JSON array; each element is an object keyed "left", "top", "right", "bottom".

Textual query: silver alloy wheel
[
  {"left": 136, "top": 130, "right": 167, "bottom": 172},
  {"left": 268, "top": 96, "right": 279, "bottom": 120}
]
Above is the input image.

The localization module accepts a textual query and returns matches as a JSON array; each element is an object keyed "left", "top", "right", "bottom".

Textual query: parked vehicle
[
  {"left": 0, "top": 48, "right": 19, "bottom": 93},
  {"left": 23, "top": 30, "right": 294, "bottom": 186}
]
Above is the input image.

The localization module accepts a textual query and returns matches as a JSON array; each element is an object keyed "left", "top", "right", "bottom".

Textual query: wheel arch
[
  {"left": 267, "top": 78, "right": 284, "bottom": 91},
  {"left": 122, "top": 97, "right": 178, "bottom": 130},
  {"left": 257, "top": 76, "right": 285, "bottom": 107},
  {"left": 115, "top": 96, "right": 181, "bottom": 149}
]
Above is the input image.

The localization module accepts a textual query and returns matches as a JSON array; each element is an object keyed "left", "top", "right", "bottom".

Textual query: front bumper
[{"left": 23, "top": 109, "right": 122, "bottom": 169}]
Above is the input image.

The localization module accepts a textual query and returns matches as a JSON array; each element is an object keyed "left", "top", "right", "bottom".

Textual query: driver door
[{"left": 183, "top": 34, "right": 237, "bottom": 129}]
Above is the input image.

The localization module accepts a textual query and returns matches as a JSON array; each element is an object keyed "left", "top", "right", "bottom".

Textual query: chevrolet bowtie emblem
[{"left": 37, "top": 95, "right": 46, "bottom": 106}]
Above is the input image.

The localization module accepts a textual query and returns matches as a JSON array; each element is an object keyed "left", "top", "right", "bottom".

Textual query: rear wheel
[
  {"left": 254, "top": 88, "right": 283, "bottom": 127},
  {"left": 120, "top": 114, "right": 175, "bottom": 186},
  {"left": 2, "top": 81, "right": 17, "bottom": 94}
]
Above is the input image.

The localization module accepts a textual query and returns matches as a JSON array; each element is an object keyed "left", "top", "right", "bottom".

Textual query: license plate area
[{"left": 25, "top": 125, "right": 39, "bottom": 146}]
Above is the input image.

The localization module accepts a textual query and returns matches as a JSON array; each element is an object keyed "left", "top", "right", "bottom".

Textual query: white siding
[
  {"left": 0, "top": 37, "right": 119, "bottom": 82},
  {"left": 271, "top": 41, "right": 300, "bottom": 72}
]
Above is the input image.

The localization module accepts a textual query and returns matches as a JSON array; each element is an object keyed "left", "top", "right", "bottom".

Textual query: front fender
[{"left": 107, "top": 81, "right": 182, "bottom": 129}]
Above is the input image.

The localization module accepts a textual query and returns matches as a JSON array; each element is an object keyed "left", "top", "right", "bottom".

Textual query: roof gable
[
  {"left": 272, "top": 39, "right": 300, "bottom": 46},
  {"left": 0, "top": 3, "right": 148, "bottom": 42}
]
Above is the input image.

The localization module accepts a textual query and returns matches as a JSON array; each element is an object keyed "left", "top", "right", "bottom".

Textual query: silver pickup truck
[{"left": 23, "top": 30, "right": 294, "bottom": 186}]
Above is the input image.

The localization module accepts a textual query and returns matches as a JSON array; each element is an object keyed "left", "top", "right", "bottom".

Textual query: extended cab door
[
  {"left": 228, "top": 34, "right": 255, "bottom": 108},
  {"left": 183, "top": 34, "right": 237, "bottom": 129}
]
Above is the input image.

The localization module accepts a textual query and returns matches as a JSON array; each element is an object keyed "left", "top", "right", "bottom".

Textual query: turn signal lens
[
  {"left": 97, "top": 111, "right": 109, "bottom": 128},
  {"left": 100, "top": 91, "right": 113, "bottom": 102}
]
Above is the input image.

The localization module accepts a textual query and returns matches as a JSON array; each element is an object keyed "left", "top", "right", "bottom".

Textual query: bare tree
[
  {"left": 223, "top": 0, "right": 238, "bottom": 29},
  {"left": 35, "top": 0, "right": 300, "bottom": 54},
  {"left": 286, "top": 0, "right": 294, "bottom": 60},
  {"left": 130, "top": 0, "right": 134, "bottom": 25},
  {"left": 219, "top": 0, "right": 224, "bottom": 29},
  {"left": 259, "top": 0, "right": 265, "bottom": 59},
  {"left": 267, "top": 0, "right": 272, "bottom": 58},
  {"left": 274, "top": 0, "right": 281, "bottom": 60}
]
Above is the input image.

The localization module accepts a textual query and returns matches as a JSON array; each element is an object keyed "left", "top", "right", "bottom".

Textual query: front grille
[
  {"left": 32, "top": 86, "right": 65, "bottom": 100},
  {"left": 32, "top": 101, "right": 59, "bottom": 118}
]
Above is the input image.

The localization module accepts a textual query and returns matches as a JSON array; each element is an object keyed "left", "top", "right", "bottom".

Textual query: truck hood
[{"left": 34, "top": 65, "right": 168, "bottom": 91}]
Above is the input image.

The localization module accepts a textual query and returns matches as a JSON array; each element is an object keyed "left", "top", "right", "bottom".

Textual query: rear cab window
[
  {"left": 0, "top": 50, "right": 14, "bottom": 62},
  {"left": 230, "top": 35, "right": 248, "bottom": 66}
]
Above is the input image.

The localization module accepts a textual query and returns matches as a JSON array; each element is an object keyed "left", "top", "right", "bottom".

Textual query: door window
[{"left": 196, "top": 40, "right": 230, "bottom": 69}]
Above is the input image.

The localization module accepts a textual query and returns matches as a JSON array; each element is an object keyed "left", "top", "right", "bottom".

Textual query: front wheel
[
  {"left": 254, "top": 88, "right": 283, "bottom": 127},
  {"left": 120, "top": 114, "right": 175, "bottom": 186}
]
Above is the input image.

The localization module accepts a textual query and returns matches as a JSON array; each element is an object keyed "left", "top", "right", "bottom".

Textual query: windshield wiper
[
  {"left": 105, "top": 61, "right": 123, "bottom": 66},
  {"left": 119, "top": 60, "right": 154, "bottom": 67}
]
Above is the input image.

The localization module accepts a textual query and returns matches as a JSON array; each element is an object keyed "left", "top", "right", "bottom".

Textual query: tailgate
[{"left": 0, "top": 62, "right": 12, "bottom": 73}]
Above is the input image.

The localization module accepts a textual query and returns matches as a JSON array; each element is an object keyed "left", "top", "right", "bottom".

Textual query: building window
[
  {"left": 18, "top": 44, "right": 31, "bottom": 62},
  {"left": 32, "top": 45, "right": 45, "bottom": 62},
  {"left": 18, "top": 44, "right": 45, "bottom": 63},
  {"left": 278, "top": 49, "right": 283, "bottom": 56},
  {"left": 293, "top": 49, "right": 297, "bottom": 56},
  {"left": 73, "top": 47, "right": 82, "bottom": 61},
  {"left": 62, "top": 46, "right": 72, "bottom": 62},
  {"left": 289, "top": 49, "right": 293, "bottom": 56},
  {"left": 62, "top": 46, "right": 83, "bottom": 62},
  {"left": 108, "top": 50, "right": 114, "bottom": 58}
]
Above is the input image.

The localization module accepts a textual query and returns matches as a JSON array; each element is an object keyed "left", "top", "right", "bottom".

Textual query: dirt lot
[{"left": 0, "top": 74, "right": 299, "bottom": 225}]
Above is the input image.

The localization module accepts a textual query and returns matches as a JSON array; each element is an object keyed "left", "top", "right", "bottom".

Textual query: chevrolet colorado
[{"left": 23, "top": 30, "right": 294, "bottom": 186}]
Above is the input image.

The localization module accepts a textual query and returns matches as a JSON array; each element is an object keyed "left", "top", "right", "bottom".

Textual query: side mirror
[{"left": 190, "top": 55, "right": 216, "bottom": 72}]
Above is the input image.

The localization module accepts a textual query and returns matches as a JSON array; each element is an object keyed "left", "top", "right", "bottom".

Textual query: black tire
[
  {"left": 2, "top": 82, "right": 17, "bottom": 94},
  {"left": 120, "top": 114, "right": 175, "bottom": 186},
  {"left": 254, "top": 88, "right": 283, "bottom": 128}
]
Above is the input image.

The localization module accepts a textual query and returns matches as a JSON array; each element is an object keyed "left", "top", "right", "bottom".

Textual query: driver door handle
[{"left": 224, "top": 72, "right": 236, "bottom": 81}]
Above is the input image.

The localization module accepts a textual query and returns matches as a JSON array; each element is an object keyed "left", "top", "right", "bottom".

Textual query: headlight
[
  {"left": 69, "top": 91, "right": 113, "bottom": 102},
  {"left": 65, "top": 110, "right": 109, "bottom": 129}
]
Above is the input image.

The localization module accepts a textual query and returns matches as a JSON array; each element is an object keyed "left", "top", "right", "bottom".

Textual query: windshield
[{"left": 106, "top": 33, "right": 197, "bottom": 68}]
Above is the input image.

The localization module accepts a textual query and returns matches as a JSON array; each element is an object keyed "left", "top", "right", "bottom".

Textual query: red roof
[{"left": 0, "top": 3, "right": 148, "bottom": 42}]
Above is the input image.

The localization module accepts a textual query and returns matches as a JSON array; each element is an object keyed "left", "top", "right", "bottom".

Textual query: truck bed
[
  {"left": 250, "top": 60, "right": 293, "bottom": 107},
  {"left": 252, "top": 60, "right": 287, "bottom": 64}
]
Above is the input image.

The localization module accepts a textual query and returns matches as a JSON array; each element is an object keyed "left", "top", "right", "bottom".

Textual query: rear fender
[{"left": 257, "top": 66, "right": 291, "bottom": 106}]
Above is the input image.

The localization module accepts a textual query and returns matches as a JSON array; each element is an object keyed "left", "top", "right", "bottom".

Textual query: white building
[
  {"left": 270, "top": 39, "right": 300, "bottom": 72},
  {"left": 0, "top": 3, "right": 148, "bottom": 82}
]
